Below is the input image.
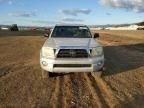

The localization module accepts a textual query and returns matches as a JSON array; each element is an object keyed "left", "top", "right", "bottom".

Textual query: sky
[{"left": 0, "top": 0, "right": 144, "bottom": 26}]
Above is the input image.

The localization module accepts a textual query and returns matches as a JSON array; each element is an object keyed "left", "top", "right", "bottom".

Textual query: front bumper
[{"left": 40, "top": 56, "right": 104, "bottom": 73}]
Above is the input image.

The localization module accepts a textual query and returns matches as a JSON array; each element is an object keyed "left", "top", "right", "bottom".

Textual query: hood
[{"left": 44, "top": 38, "right": 99, "bottom": 48}]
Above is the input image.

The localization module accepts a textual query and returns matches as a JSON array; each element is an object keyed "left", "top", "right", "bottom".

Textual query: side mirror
[
  {"left": 44, "top": 33, "right": 49, "bottom": 37},
  {"left": 94, "top": 33, "right": 99, "bottom": 38}
]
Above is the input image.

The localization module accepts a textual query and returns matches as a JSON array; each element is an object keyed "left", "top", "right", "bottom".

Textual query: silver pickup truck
[{"left": 40, "top": 24, "right": 104, "bottom": 78}]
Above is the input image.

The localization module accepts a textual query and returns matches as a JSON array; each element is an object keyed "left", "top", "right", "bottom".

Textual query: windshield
[{"left": 51, "top": 26, "right": 92, "bottom": 38}]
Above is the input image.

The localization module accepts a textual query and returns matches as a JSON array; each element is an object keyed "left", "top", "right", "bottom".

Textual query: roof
[{"left": 55, "top": 24, "right": 87, "bottom": 27}]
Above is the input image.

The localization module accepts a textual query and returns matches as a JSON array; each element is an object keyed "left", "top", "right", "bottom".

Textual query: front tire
[
  {"left": 92, "top": 71, "right": 102, "bottom": 78},
  {"left": 91, "top": 67, "right": 105, "bottom": 78},
  {"left": 48, "top": 72, "right": 55, "bottom": 77},
  {"left": 41, "top": 70, "right": 57, "bottom": 78},
  {"left": 41, "top": 69, "right": 49, "bottom": 78}
]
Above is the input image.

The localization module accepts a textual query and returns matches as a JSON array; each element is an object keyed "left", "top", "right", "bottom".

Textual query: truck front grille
[{"left": 57, "top": 49, "right": 88, "bottom": 58}]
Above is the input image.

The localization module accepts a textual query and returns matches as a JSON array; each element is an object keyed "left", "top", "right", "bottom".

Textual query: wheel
[
  {"left": 48, "top": 72, "right": 56, "bottom": 77},
  {"left": 41, "top": 69, "right": 49, "bottom": 78},
  {"left": 91, "top": 67, "right": 105, "bottom": 78},
  {"left": 92, "top": 71, "right": 102, "bottom": 78}
]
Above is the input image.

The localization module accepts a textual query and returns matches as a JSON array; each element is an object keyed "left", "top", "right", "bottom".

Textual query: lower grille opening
[{"left": 54, "top": 64, "right": 91, "bottom": 67}]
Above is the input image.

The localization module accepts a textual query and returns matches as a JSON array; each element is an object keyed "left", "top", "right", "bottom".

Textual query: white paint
[{"left": 1, "top": 27, "right": 9, "bottom": 30}]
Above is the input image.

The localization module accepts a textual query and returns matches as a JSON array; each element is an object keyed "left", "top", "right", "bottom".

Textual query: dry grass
[
  {"left": 0, "top": 30, "right": 144, "bottom": 108},
  {"left": 0, "top": 30, "right": 46, "bottom": 37},
  {"left": 92, "top": 30, "right": 144, "bottom": 40}
]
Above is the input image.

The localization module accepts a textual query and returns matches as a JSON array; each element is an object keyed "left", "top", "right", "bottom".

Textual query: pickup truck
[{"left": 40, "top": 24, "right": 104, "bottom": 78}]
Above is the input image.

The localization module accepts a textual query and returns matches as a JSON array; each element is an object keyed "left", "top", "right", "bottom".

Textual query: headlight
[
  {"left": 41, "top": 47, "right": 55, "bottom": 58},
  {"left": 90, "top": 47, "right": 103, "bottom": 57}
]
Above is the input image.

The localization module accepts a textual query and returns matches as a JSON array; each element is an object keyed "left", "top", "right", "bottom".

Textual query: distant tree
[
  {"left": 137, "top": 22, "right": 144, "bottom": 26},
  {"left": 10, "top": 24, "right": 19, "bottom": 31}
]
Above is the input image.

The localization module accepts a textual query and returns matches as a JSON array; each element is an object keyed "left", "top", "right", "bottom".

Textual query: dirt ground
[{"left": 0, "top": 30, "right": 144, "bottom": 108}]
